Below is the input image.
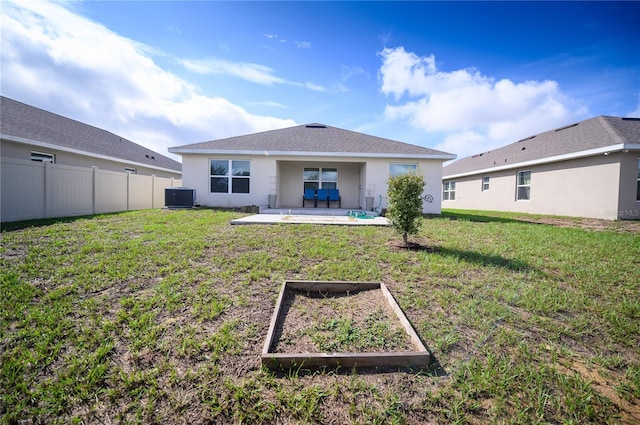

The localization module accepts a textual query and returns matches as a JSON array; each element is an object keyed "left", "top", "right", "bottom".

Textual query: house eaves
[
  {"left": 444, "top": 143, "right": 640, "bottom": 179},
  {"left": 443, "top": 116, "right": 640, "bottom": 179},
  {"left": 168, "top": 147, "right": 456, "bottom": 160},
  {"left": 2, "top": 134, "right": 183, "bottom": 175},
  {"left": 1, "top": 96, "right": 182, "bottom": 173},
  {"left": 169, "top": 123, "right": 456, "bottom": 160}
]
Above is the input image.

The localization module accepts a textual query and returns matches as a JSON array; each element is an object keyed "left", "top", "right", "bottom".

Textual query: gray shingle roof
[
  {"left": 170, "top": 123, "right": 455, "bottom": 159},
  {"left": 0, "top": 96, "right": 181, "bottom": 172},
  {"left": 443, "top": 116, "right": 640, "bottom": 177}
]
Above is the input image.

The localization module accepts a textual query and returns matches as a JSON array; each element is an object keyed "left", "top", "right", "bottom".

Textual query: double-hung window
[
  {"left": 303, "top": 167, "right": 338, "bottom": 190},
  {"left": 516, "top": 171, "right": 531, "bottom": 200},
  {"left": 210, "top": 159, "right": 250, "bottom": 194},
  {"left": 443, "top": 181, "right": 455, "bottom": 200},
  {"left": 482, "top": 176, "right": 490, "bottom": 191}
]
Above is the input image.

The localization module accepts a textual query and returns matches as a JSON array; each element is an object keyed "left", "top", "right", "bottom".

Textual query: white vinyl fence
[{"left": 1, "top": 157, "right": 182, "bottom": 222}]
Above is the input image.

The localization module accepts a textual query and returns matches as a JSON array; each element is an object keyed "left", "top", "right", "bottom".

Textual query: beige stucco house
[
  {"left": 442, "top": 116, "right": 640, "bottom": 220},
  {"left": 169, "top": 123, "right": 455, "bottom": 214},
  {"left": 0, "top": 96, "right": 182, "bottom": 178}
]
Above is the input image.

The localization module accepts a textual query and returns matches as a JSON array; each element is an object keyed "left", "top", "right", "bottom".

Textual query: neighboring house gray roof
[
  {"left": 169, "top": 123, "right": 456, "bottom": 160},
  {"left": 443, "top": 116, "right": 640, "bottom": 178},
  {"left": 0, "top": 96, "right": 181, "bottom": 173}
]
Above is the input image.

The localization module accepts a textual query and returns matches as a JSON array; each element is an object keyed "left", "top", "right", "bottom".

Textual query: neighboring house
[
  {"left": 169, "top": 123, "right": 455, "bottom": 214},
  {"left": 1, "top": 96, "right": 183, "bottom": 222},
  {"left": 0, "top": 96, "right": 182, "bottom": 178},
  {"left": 442, "top": 116, "right": 640, "bottom": 220}
]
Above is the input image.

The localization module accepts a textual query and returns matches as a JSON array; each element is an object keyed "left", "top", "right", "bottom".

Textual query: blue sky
[{"left": 2, "top": 1, "right": 638, "bottom": 162}]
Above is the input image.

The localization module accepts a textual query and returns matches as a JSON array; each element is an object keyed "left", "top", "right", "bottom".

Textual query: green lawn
[{"left": 1, "top": 208, "right": 639, "bottom": 424}]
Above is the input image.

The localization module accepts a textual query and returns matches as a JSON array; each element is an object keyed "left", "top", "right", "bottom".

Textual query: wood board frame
[{"left": 261, "top": 280, "right": 431, "bottom": 369}]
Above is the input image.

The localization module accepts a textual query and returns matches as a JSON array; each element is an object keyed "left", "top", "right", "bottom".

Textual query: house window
[
  {"left": 31, "top": 151, "right": 55, "bottom": 163},
  {"left": 516, "top": 171, "right": 531, "bottom": 200},
  {"left": 303, "top": 167, "right": 338, "bottom": 190},
  {"left": 482, "top": 176, "right": 490, "bottom": 191},
  {"left": 124, "top": 167, "right": 137, "bottom": 174},
  {"left": 636, "top": 158, "right": 640, "bottom": 201},
  {"left": 443, "top": 181, "right": 456, "bottom": 200},
  {"left": 210, "top": 159, "right": 250, "bottom": 194},
  {"left": 390, "top": 163, "right": 417, "bottom": 177}
]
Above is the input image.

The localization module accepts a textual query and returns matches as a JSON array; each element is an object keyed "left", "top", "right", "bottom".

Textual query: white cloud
[
  {"left": 179, "top": 57, "right": 325, "bottom": 92},
  {"left": 305, "top": 82, "right": 326, "bottom": 92},
  {"left": 0, "top": 0, "right": 295, "bottom": 161},
  {"left": 179, "top": 58, "right": 288, "bottom": 86},
  {"left": 379, "top": 46, "right": 586, "bottom": 158},
  {"left": 247, "top": 101, "right": 288, "bottom": 109},
  {"left": 295, "top": 41, "right": 311, "bottom": 49}
]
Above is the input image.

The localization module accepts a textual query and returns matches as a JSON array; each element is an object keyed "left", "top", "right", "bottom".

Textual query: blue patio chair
[
  {"left": 303, "top": 188, "right": 316, "bottom": 207},
  {"left": 316, "top": 188, "right": 329, "bottom": 208},
  {"left": 328, "top": 189, "right": 341, "bottom": 208}
]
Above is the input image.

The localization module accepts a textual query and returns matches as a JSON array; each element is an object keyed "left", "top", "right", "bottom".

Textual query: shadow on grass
[
  {"left": 265, "top": 353, "right": 448, "bottom": 378},
  {"left": 0, "top": 214, "right": 99, "bottom": 232},
  {"left": 440, "top": 210, "right": 532, "bottom": 225},
  {"left": 434, "top": 246, "right": 533, "bottom": 272}
]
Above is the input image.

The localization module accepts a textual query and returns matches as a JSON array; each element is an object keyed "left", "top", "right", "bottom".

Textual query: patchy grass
[
  {"left": 1, "top": 208, "right": 639, "bottom": 424},
  {"left": 274, "top": 288, "right": 414, "bottom": 354}
]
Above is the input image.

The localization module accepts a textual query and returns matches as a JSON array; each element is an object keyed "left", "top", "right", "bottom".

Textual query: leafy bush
[{"left": 386, "top": 172, "right": 425, "bottom": 246}]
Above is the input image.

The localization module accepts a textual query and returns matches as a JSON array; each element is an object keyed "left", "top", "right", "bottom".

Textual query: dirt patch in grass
[
  {"left": 556, "top": 357, "right": 640, "bottom": 425},
  {"left": 388, "top": 240, "right": 438, "bottom": 252},
  {"left": 273, "top": 288, "right": 415, "bottom": 354},
  {"left": 520, "top": 216, "right": 640, "bottom": 233}
]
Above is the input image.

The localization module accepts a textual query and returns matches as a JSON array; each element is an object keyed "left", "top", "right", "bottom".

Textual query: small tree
[{"left": 386, "top": 172, "right": 425, "bottom": 247}]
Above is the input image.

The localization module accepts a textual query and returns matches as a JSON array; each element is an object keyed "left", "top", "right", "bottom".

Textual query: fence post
[
  {"left": 126, "top": 171, "right": 130, "bottom": 211},
  {"left": 92, "top": 166, "right": 97, "bottom": 215},
  {"left": 44, "top": 161, "right": 51, "bottom": 218}
]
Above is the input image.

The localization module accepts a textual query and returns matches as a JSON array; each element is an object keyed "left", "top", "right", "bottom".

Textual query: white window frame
[
  {"left": 443, "top": 181, "right": 456, "bottom": 201},
  {"left": 210, "top": 159, "right": 251, "bottom": 194},
  {"left": 390, "top": 163, "right": 418, "bottom": 177},
  {"left": 31, "top": 151, "right": 55, "bottom": 163},
  {"left": 303, "top": 167, "right": 338, "bottom": 190},
  {"left": 516, "top": 170, "right": 531, "bottom": 201},
  {"left": 482, "top": 176, "right": 490, "bottom": 191}
]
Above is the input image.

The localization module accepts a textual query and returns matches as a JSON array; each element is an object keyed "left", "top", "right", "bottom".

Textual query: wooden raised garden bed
[{"left": 261, "top": 280, "right": 431, "bottom": 369}]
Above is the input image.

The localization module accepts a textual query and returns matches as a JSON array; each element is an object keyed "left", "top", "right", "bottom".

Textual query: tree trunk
[{"left": 403, "top": 232, "right": 408, "bottom": 247}]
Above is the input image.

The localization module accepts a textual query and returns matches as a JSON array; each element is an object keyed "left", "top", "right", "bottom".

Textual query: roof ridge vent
[
  {"left": 518, "top": 135, "right": 536, "bottom": 142},
  {"left": 471, "top": 151, "right": 490, "bottom": 158},
  {"left": 621, "top": 117, "right": 640, "bottom": 121},
  {"left": 554, "top": 123, "right": 579, "bottom": 132},
  {"left": 305, "top": 124, "right": 327, "bottom": 128}
]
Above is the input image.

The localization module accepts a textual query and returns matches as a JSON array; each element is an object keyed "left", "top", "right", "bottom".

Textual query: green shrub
[{"left": 386, "top": 171, "right": 425, "bottom": 246}]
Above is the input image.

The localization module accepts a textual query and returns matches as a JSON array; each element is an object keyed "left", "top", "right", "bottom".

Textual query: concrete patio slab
[{"left": 230, "top": 213, "right": 389, "bottom": 226}]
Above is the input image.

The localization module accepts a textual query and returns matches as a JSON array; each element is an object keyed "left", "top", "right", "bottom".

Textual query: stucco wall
[
  {"left": 362, "top": 158, "right": 444, "bottom": 215},
  {"left": 179, "top": 154, "right": 275, "bottom": 208},
  {"left": 443, "top": 154, "right": 623, "bottom": 220},
  {"left": 180, "top": 153, "right": 446, "bottom": 214},
  {"left": 1, "top": 139, "right": 181, "bottom": 179}
]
